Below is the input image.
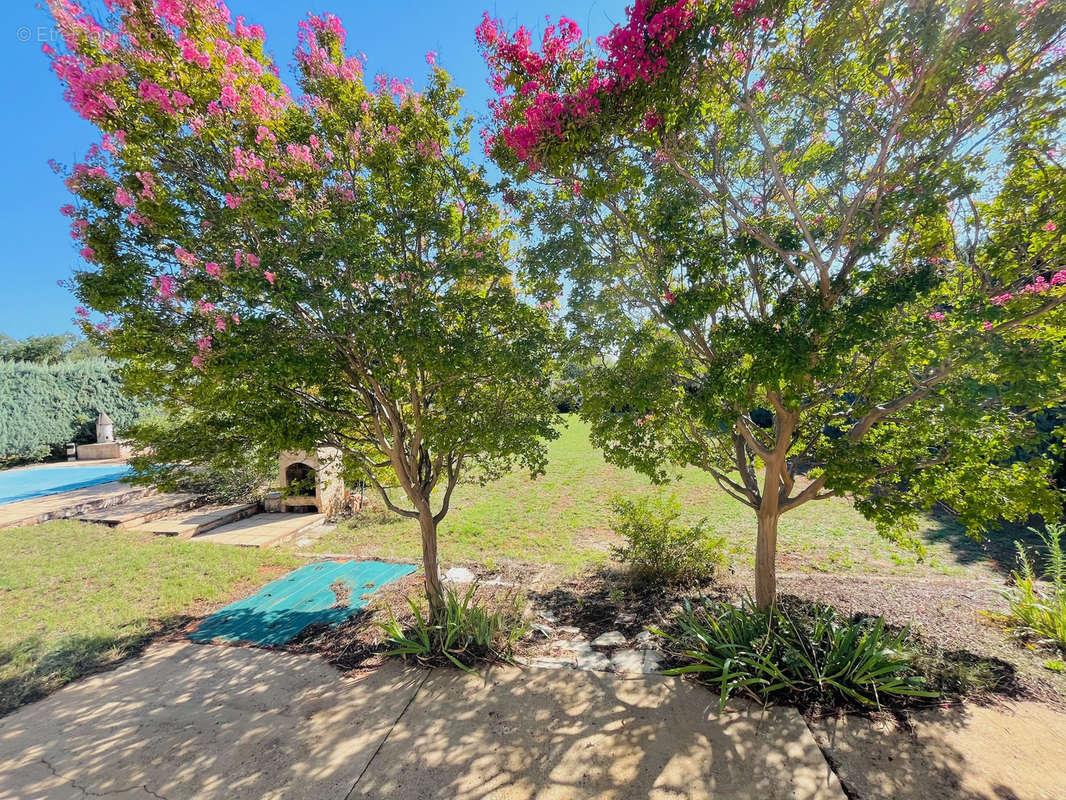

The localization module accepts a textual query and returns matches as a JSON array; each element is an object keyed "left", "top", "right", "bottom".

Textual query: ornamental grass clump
[
  {"left": 378, "top": 583, "right": 529, "bottom": 671},
  {"left": 654, "top": 597, "right": 936, "bottom": 710},
  {"left": 1004, "top": 524, "right": 1066, "bottom": 651}
]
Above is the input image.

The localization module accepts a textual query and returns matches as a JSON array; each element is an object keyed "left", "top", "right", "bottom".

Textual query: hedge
[{"left": 0, "top": 358, "right": 145, "bottom": 464}]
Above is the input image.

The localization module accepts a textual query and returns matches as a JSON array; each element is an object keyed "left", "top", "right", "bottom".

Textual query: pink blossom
[
  {"left": 231, "top": 313, "right": 241, "bottom": 325},
  {"left": 114, "top": 187, "right": 135, "bottom": 208},
  {"left": 664, "top": 290, "right": 676, "bottom": 304},
  {"left": 214, "top": 316, "right": 227, "bottom": 332},
  {"left": 197, "top": 336, "right": 212, "bottom": 354},
  {"left": 191, "top": 355, "right": 205, "bottom": 370},
  {"left": 224, "top": 193, "right": 243, "bottom": 209},
  {"left": 219, "top": 84, "right": 240, "bottom": 111},
  {"left": 1051, "top": 270, "right": 1066, "bottom": 286},
  {"left": 75, "top": 306, "right": 88, "bottom": 318},
  {"left": 426, "top": 51, "right": 438, "bottom": 66},
  {"left": 79, "top": 246, "right": 95, "bottom": 260},
  {"left": 264, "top": 270, "right": 276, "bottom": 285},
  {"left": 982, "top": 321, "right": 993, "bottom": 331},
  {"left": 60, "top": 204, "right": 76, "bottom": 217},
  {"left": 244, "top": 253, "right": 260, "bottom": 268},
  {"left": 1043, "top": 221, "right": 1058, "bottom": 232},
  {"left": 990, "top": 293, "right": 1013, "bottom": 306},
  {"left": 927, "top": 311, "right": 947, "bottom": 322},
  {"left": 205, "top": 261, "right": 222, "bottom": 278},
  {"left": 152, "top": 275, "right": 177, "bottom": 300}
]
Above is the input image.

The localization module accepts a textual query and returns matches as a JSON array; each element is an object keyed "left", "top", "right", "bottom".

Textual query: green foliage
[
  {"left": 654, "top": 597, "right": 936, "bottom": 709},
  {"left": 46, "top": 3, "right": 559, "bottom": 599},
  {"left": 377, "top": 583, "right": 528, "bottom": 671},
  {"left": 609, "top": 493, "right": 726, "bottom": 583},
  {"left": 0, "top": 358, "right": 144, "bottom": 464},
  {"left": 1003, "top": 524, "right": 1066, "bottom": 650},
  {"left": 486, "top": 0, "right": 1066, "bottom": 605},
  {"left": 0, "top": 333, "right": 102, "bottom": 365},
  {"left": 124, "top": 410, "right": 276, "bottom": 503}
]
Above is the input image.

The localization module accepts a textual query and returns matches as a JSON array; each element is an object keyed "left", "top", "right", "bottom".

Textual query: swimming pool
[{"left": 0, "top": 464, "right": 132, "bottom": 505}]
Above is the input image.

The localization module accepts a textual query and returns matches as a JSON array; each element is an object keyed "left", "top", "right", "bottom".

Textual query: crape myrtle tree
[
  {"left": 45, "top": 0, "right": 558, "bottom": 606},
  {"left": 479, "top": 0, "right": 1066, "bottom": 607}
]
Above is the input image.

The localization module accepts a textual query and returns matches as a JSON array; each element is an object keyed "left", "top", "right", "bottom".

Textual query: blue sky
[{"left": 0, "top": 0, "right": 627, "bottom": 339}]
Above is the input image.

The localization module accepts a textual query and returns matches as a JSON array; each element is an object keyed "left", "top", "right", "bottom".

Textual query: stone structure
[
  {"left": 76, "top": 411, "right": 127, "bottom": 460},
  {"left": 266, "top": 448, "right": 347, "bottom": 516},
  {"left": 95, "top": 412, "right": 115, "bottom": 443}
]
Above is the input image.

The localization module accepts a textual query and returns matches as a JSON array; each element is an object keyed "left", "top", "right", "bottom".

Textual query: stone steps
[
  {"left": 191, "top": 512, "right": 325, "bottom": 547},
  {"left": 138, "top": 502, "right": 261, "bottom": 538},
  {"left": 76, "top": 492, "right": 203, "bottom": 528},
  {"left": 0, "top": 482, "right": 155, "bottom": 529}
]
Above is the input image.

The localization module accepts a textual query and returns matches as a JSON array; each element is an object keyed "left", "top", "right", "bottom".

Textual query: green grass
[
  {"left": 0, "top": 520, "right": 297, "bottom": 716},
  {"left": 310, "top": 418, "right": 992, "bottom": 578}
]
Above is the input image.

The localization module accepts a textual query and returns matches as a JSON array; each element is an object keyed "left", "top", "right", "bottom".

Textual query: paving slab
[
  {"left": 808, "top": 701, "right": 1066, "bottom": 800},
  {"left": 0, "top": 642, "right": 424, "bottom": 800},
  {"left": 352, "top": 665, "right": 845, "bottom": 800},
  {"left": 76, "top": 492, "right": 202, "bottom": 528},
  {"left": 191, "top": 512, "right": 324, "bottom": 547},
  {"left": 138, "top": 502, "right": 259, "bottom": 537},
  {"left": 0, "top": 482, "right": 152, "bottom": 529}
]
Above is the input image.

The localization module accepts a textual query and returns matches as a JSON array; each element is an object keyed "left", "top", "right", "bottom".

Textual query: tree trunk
[
  {"left": 418, "top": 511, "right": 444, "bottom": 612},
  {"left": 754, "top": 509, "right": 779, "bottom": 611}
]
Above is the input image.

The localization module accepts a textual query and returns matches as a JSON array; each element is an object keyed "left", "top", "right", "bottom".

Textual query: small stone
[
  {"left": 531, "top": 623, "right": 554, "bottom": 639},
  {"left": 537, "top": 609, "right": 558, "bottom": 623},
  {"left": 635, "top": 630, "right": 656, "bottom": 646},
  {"left": 529, "top": 657, "right": 575, "bottom": 670},
  {"left": 443, "top": 567, "right": 476, "bottom": 584},
  {"left": 591, "top": 630, "right": 626, "bottom": 648},
  {"left": 558, "top": 638, "right": 591, "bottom": 654},
  {"left": 615, "top": 613, "right": 636, "bottom": 625},
  {"left": 556, "top": 625, "right": 581, "bottom": 636},
  {"left": 575, "top": 652, "right": 612, "bottom": 671},
  {"left": 610, "top": 649, "right": 646, "bottom": 673},
  {"left": 641, "top": 651, "right": 663, "bottom": 672}
]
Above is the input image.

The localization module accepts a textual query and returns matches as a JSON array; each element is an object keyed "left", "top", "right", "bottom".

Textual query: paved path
[{"left": 0, "top": 643, "right": 842, "bottom": 800}]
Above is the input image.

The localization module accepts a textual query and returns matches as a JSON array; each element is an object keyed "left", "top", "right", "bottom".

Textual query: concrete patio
[
  {"left": 3, "top": 642, "right": 1065, "bottom": 799},
  {"left": 0, "top": 642, "right": 843, "bottom": 800}
]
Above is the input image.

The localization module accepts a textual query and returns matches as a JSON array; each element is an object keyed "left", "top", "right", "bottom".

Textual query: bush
[
  {"left": 0, "top": 358, "right": 144, "bottom": 464},
  {"left": 1003, "top": 523, "right": 1066, "bottom": 651},
  {"left": 124, "top": 410, "right": 277, "bottom": 503},
  {"left": 378, "top": 583, "right": 528, "bottom": 671},
  {"left": 654, "top": 597, "right": 936, "bottom": 709},
  {"left": 610, "top": 494, "right": 726, "bottom": 583}
]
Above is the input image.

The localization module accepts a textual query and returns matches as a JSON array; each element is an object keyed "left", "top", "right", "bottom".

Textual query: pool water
[{"left": 0, "top": 464, "right": 132, "bottom": 505}]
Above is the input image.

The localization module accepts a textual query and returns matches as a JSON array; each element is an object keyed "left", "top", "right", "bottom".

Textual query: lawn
[
  {"left": 307, "top": 417, "right": 1013, "bottom": 580},
  {"left": 0, "top": 520, "right": 297, "bottom": 716}
]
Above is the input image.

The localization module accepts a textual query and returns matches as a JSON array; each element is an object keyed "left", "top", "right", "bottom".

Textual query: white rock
[
  {"left": 558, "top": 638, "right": 591, "bottom": 654},
  {"left": 443, "top": 567, "right": 476, "bottom": 584},
  {"left": 556, "top": 625, "right": 582, "bottom": 636},
  {"left": 641, "top": 651, "right": 663, "bottom": 672},
  {"left": 612, "top": 649, "right": 662, "bottom": 674},
  {"left": 575, "top": 652, "right": 612, "bottom": 671},
  {"left": 610, "top": 649, "right": 646, "bottom": 673},
  {"left": 635, "top": 630, "right": 656, "bottom": 646},
  {"left": 591, "top": 630, "right": 626, "bottom": 648},
  {"left": 529, "top": 657, "right": 575, "bottom": 670},
  {"left": 537, "top": 609, "right": 558, "bottom": 623}
]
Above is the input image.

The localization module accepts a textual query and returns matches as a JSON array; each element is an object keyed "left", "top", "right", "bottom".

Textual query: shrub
[
  {"left": 1003, "top": 523, "right": 1066, "bottom": 651},
  {"left": 654, "top": 597, "right": 936, "bottom": 709},
  {"left": 0, "top": 358, "right": 144, "bottom": 464},
  {"left": 609, "top": 494, "right": 726, "bottom": 583},
  {"left": 378, "top": 583, "right": 528, "bottom": 671}
]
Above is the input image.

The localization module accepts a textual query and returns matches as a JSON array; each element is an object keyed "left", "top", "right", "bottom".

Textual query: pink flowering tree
[
  {"left": 46, "top": 0, "right": 558, "bottom": 606},
  {"left": 481, "top": 0, "right": 1066, "bottom": 607}
]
